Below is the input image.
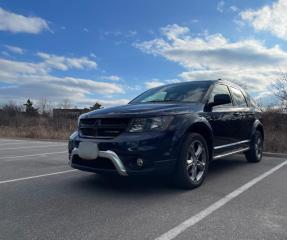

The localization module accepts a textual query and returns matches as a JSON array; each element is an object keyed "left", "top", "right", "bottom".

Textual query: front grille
[{"left": 79, "top": 118, "right": 130, "bottom": 138}]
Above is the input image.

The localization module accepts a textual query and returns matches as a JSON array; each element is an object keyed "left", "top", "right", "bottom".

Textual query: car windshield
[{"left": 130, "top": 81, "right": 211, "bottom": 104}]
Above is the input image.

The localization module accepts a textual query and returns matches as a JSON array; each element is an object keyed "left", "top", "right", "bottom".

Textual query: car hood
[{"left": 81, "top": 103, "right": 204, "bottom": 118}]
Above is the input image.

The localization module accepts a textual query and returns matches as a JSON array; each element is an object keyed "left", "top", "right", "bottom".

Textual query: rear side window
[
  {"left": 229, "top": 87, "right": 247, "bottom": 107},
  {"left": 209, "top": 84, "right": 232, "bottom": 107}
]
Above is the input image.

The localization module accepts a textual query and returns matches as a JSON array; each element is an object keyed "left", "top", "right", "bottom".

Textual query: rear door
[{"left": 228, "top": 86, "right": 253, "bottom": 141}]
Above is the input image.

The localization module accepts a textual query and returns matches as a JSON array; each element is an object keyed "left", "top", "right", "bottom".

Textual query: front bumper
[
  {"left": 70, "top": 147, "right": 128, "bottom": 176},
  {"left": 68, "top": 131, "right": 178, "bottom": 176}
]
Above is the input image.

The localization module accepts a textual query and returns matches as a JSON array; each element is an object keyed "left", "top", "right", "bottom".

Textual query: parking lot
[{"left": 0, "top": 138, "right": 286, "bottom": 240}]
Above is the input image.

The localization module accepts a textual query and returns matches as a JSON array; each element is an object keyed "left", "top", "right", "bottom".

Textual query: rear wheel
[
  {"left": 173, "top": 133, "right": 209, "bottom": 189},
  {"left": 245, "top": 130, "right": 264, "bottom": 163}
]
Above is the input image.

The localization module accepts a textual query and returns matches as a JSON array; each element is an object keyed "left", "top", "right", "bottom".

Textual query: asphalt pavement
[{"left": 0, "top": 138, "right": 286, "bottom": 240}]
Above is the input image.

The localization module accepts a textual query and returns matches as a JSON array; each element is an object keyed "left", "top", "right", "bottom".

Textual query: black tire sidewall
[
  {"left": 174, "top": 133, "right": 210, "bottom": 189},
  {"left": 246, "top": 130, "right": 263, "bottom": 162}
]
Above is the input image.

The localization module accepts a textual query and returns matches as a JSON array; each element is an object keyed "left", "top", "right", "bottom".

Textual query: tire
[
  {"left": 173, "top": 133, "right": 210, "bottom": 189},
  {"left": 245, "top": 130, "right": 264, "bottom": 163}
]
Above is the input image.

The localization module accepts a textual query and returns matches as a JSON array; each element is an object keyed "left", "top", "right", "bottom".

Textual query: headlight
[
  {"left": 77, "top": 117, "right": 81, "bottom": 128},
  {"left": 77, "top": 113, "right": 87, "bottom": 128},
  {"left": 128, "top": 116, "right": 174, "bottom": 132}
]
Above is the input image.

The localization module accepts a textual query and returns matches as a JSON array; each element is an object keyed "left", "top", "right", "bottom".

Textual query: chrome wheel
[
  {"left": 186, "top": 140, "right": 207, "bottom": 182},
  {"left": 255, "top": 134, "right": 263, "bottom": 159}
]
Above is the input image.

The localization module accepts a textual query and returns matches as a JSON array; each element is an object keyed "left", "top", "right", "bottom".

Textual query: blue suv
[{"left": 68, "top": 80, "right": 264, "bottom": 189}]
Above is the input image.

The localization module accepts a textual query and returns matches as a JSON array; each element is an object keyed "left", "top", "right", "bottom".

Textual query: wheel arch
[
  {"left": 184, "top": 120, "right": 214, "bottom": 160},
  {"left": 251, "top": 120, "right": 264, "bottom": 140}
]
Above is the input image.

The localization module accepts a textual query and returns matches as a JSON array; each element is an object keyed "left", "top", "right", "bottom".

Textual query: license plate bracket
[{"left": 78, "top": 142, "right": 99, "bottom": 160}]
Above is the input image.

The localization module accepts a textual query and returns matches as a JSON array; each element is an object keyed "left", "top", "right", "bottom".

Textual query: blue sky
[{"left": 0, "top": 0, "right": 287, "bottom": 107}]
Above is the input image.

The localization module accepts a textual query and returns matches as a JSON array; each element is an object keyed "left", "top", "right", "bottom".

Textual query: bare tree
[
  {"left": 37, "top": 98, "right": 48, "bottom": 114},
  {"left": 59, "top": 99, "right": 72, "bottom": 109},
  {"left": 1, "top": 101, "right": 22, "bottom": 116},
  {"left": 254, "top": 97, "right": 265, "bottom": 112},
  {"left": 272, "top": 72, "right": 287, "bottom": 102}
]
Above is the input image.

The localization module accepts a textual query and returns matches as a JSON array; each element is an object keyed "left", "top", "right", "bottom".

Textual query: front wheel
[
  {"left": 245, "top": 130, "right": 264, "bottom": 163},
  {"left": 173, "top": 133, "right": 209, "bottom": 189}
]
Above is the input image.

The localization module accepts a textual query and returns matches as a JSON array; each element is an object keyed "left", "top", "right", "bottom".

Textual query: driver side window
[{"left": 209, "top": 84, "right": 232, "bottom": 107}]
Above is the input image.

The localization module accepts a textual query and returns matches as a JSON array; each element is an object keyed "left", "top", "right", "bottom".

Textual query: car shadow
[
  {"left": 69, "top": 154, "right": 251, "bottom": 196},
  {"left": 208, "top": 154, "right": 248, "bottom": 177}
]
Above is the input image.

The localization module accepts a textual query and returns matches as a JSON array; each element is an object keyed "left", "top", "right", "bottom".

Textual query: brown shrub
[
  {"left": 262, "top": 111, "right": 287, "bottom": 153},
  {"left": 0, "top": 108, "right": 286, "bottom": 153},
  {"left": 0, "top": 113, "right": 77, "bottom": 140}
]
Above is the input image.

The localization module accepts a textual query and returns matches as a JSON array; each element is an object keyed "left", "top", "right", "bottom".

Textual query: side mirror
[{"left": 209, "top": 94, "right": 231, "bottom": 108}]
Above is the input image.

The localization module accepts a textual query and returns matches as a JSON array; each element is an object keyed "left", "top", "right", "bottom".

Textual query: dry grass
[
  {"left": 262, "top": 112, "right": 287, "bottom": 153},
  {"left": 0, "top": 111, "right": 286, "bottom": 153},
  {"left": 0, "top": 114, "right": 76, "bottom": 140},
  {"left": 0, "top": 126, "right": 73, "bottom": 140}
]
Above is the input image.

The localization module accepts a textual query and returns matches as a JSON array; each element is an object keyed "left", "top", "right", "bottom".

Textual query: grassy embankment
[{"left": 0, "top": 111, "right": 286, "bottom": 153}]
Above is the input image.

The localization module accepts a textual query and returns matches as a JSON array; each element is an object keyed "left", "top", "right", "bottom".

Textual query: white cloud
[
  {"left": 165, "top": 79, "right": 182, "bottom": 84},
  {"left": 240, "top": 0, "right": 287, "bottom": 40},
  {"left": 0, "top": 7, "right": 49, "bottom": 34},
  {"left": 135, "top": 24, "right": 287, "bottom": 97},
  {"left": 0, "top": 54, "right": 124, "bottom": 106},
  {"left": 100, "top": 75, "right": 121, "bottom": 81},
  {"left": 4, "top": 45, "right": 25, "bottom": 54},
  {"left": 136, "top": 26, "right": 287, "bottom": 70},
  {"left": 217, "top": 1, "right": 225, "bottom": 13},
  {"left": 144, "top": 78, "right": 182, "bottom": 89},
  {"left": 37, "top": 52, "right": 97, "bottom": 71},
  {"left": 0, "top": 58, "right": 46, "bottom": 75},
  {"left": 102, "top": 30, "right": 137, "bottom": 39},
  {"left": 145, "top": 80, "right": 165, "bottom": 89},
  {"left": 179, "top": 69, "right": 279, "bottom": 93},
  {"left": 126, "top": 30, "right": 137, "bottom": 38},
  {"left": 90, "top": 53, "right": 97, "bottom": 58},
  {"left": 1, "top": 51, "right": 10, "bottom": 57},
  {"left": 0, "top": 71, "right": 123, "bottom": 96},
  {"left": 161, "top": 24, "right": 190, "bottom": 40},
  {"left": 230, "top": 5, "right": 239, "bottom": 12}
]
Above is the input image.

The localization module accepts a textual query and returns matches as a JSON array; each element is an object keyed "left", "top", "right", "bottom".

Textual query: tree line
[{"left": 0, "top": 99, "right": 103, "bottom": 117}]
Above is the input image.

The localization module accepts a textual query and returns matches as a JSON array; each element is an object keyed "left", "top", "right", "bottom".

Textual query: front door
[{"left": 204, "top": 84, "right": 239, "bottom": 149}]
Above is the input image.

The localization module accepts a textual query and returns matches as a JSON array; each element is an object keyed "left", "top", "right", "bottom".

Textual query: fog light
[{"left": 136, "top": 158, "right": 144, "bottom": 167}]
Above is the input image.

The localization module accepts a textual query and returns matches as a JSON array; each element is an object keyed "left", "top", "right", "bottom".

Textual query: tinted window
[
  {"left": 130, "top": 82, "right": 211, "bottom": 104},
  {"left": 209, "top": 84, "right": 232, "bottom": 107},
  {"left": 230, "top": 87, "right": 247, "bottom": 107}
]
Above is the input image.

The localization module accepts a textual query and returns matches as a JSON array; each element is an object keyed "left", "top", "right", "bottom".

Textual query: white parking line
[
  {"left": 0, "top": 142, "right": 66, "bottom": 146},
  {"left": 0, "top": 144, "right": 66, "bottom": 151},
  {"left": 0, "top": 151, "right": 67, "bottom": 161},
  {"left": 0, "top": 140, "right": 31, "bottom": 145},
  {"left": 0, "top": 139, "right": 26, "bottom": 142},
  {"left": 155, "top": 160, "right": 287, "bottom": 240},
  {"left": 0, "top": 170, "right": 77, "bottom": 185},
  {"left": 0, "top": 139, "right": 48, "bottom": 143}
]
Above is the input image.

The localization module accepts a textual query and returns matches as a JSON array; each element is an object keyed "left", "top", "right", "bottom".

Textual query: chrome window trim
[{"left": 214, "top": 140, "right": 250, "bottom": 150}]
